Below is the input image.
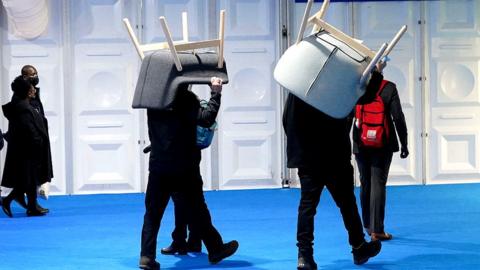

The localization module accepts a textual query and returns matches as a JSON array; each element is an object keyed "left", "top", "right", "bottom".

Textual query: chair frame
[
  {"left": 296, "top": 0, "right": 407, "bottom": 84},
  {"left": 123, "top": 10, "right": 226, "bottom": 72}
]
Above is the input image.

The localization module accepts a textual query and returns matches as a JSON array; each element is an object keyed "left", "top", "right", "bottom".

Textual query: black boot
[
  {"left": 27, "top": 209, "right": 46, "bottom": 217},
  {"left": 36, "top": 203, "right": 49, "bottom": 214},
  {"left": 297, "top": 253, "right": 317, "bottom": 270},
  {"left": 26, "top": 194, "right": 45, "bottom": 217},
  {"left": 352, "top": 240, "right": 382, "bottom": 265},
  {"left": 139, "top": 256, "right": 160, "bottom": 270},
  {"left": 160, "top": 241, "right": 187, "bottom": 255},
  {"left": 208, "top": 240, "right": 239, "bottom": 264}
]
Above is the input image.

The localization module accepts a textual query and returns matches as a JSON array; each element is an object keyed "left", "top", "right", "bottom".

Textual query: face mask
[{"left": 29, "top": 76, "right": 39, "bottom": 86}]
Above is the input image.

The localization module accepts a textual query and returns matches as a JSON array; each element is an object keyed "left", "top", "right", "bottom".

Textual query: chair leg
[{"left": 159, "top": 16, "right": 183, "bottom": 71}]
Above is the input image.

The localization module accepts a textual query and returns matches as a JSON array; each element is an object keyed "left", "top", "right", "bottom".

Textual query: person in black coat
[
  {"left": 1, "top": 76, "right": 49, "bottom": 217},
  {"left": 283, "top": 66, "right": 385, "bottom": 270},
  {"left": 23, "top": 65, "right": 53, "bottom": 202},
  {"left": 139, "top": 78, "right": 238, "bottom": 270},
  {"left": 352, "top": 62, "right": 409, "bottom": 242},
  {"left": 4, "top": 65, "right": 52, "bottom": 214}
]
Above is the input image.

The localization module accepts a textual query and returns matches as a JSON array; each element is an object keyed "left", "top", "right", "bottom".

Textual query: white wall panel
[
  {"left": 292, "top": 1, "right": 351, "bottom": 39},
  {"left": 2, "top": 0, "right": 480, "bottom": 194},
  {"left": 218, "top": 0, "right": 282, "bottom": 190},
  {"left": 426, "top": 0, "right": 480, "bottom": 184},
  {"left": 143, "top": 0, "right": 208, "bottom": 43},
  {"left": 70, "top": 0, "right": 141, "bottom": 194},
  {"left": 1, "top": 0, "right": 66, "bottom": 194}
]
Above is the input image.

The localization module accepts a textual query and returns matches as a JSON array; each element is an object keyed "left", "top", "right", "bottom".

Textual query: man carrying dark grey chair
[{"left": 138, "top": 78, "right": 238, "bottom": 270}]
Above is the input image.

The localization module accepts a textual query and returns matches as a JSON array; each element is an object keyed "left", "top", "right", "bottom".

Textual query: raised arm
[{"left": 197, "top": 77, "right": 223, "bottom": 127}]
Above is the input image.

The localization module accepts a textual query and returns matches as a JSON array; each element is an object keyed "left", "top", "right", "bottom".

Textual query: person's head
[
  {"left": 21, "top": 65, "right": 39, "bottom": 87},
  {"left": 11, "top": 75, "right": 35, "bottom": 100}
]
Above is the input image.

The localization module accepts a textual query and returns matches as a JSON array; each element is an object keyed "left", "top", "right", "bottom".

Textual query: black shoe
[
  {"left": 139, "top": 256, "right": 160, "bottom": 270},
  {"left": 36, "top": 203, "right": 49, "bottom": 214},
  {"left": 208, "top": 240, "right": 239, "bottom": 264},
  {"left": 26, "top": 209, "right": 46, "bottom": 217},
  {"left": 297, "top": 256, "right": 317, "bottom": 270},
  {"left": 352, "top": 240, "right": 382, "bottom": 265},
  {"left": 160, "top": 242, "right": 187, "bottom": 255},
  {"left": 2, "top": 196, "right": 13, "bottom": 218},
  {"left": 14, "top": 195, "right": 28, "bottom": 209}
]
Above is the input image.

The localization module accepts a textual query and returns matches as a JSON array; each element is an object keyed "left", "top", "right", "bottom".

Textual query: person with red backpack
[{"left": 352, "top": 61, "right": 409, "bottom": 242}]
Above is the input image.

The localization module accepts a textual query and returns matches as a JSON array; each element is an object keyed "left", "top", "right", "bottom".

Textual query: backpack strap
[
  {"left": 379, "top": 80, "right": 390, "bottom": 140},
  {"left": 355, "top": 80, "right": 390, "bottom": 128},
  {"left": 376, "top": 80, "right": 389, "bottom": 96}
]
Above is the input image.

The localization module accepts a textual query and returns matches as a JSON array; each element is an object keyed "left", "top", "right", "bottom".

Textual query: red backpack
[{"left": 355, "top": 80, "right": 390, "bottom": 148}]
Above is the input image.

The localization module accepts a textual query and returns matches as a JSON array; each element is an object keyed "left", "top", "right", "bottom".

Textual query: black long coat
[
  {"left": 1, "top": 98, "right": 51, "bottom": 190},
  {"left": 30, "top": 87, "right": 53, "bottom": 181}
]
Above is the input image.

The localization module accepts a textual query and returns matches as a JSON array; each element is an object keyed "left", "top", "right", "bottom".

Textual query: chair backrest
[
  {"left": 295, "top": 0, "right": 406, "bottom": 85},
  {"left": 123, "top": 10, "right": 226, "bottom": 72},
  {"left": 274, "top": 0, "right": 409, "bottom": 118}
]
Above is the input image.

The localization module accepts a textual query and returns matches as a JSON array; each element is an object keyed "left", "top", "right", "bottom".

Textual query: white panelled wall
[
  {"left": 1, "top": 0, "right": 67, "bottom": 195},
  {"left": 426, "top": 0, "right": 480, "bottom": 184},
  {"left": 70, "top": 1, "right": 141, "bottom": 194},
  {"left": 218, "top": 0, "right": 282, "bottom": 189},
  {"left": 0, "top": 1, "right": 479, "bottom": 195},
  {"left": 0, "top": 0, "right": 283, "bottom": 195},
  {"left": 290, "top": 0, "right": 480, "bottom": 187}
]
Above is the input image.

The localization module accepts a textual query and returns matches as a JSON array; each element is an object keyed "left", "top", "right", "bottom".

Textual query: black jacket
[
  {"left": 1, "top": 98, "right": 50, "bottom": 189},
  {"left": 147, "top": 86, "right": 221, "bottom": 173},
  {"left": 282, "top": 71, "right": 383, "bottom": 169},
  {"left": 352, "top": 80, "right": 408, "bottom": 154}
]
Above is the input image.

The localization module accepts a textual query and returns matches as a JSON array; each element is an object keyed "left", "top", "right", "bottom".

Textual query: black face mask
[{"left": 29, "top": 76, "right": 39, "bottom": 86}]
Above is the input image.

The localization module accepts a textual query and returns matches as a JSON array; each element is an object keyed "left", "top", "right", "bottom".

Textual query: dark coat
[
  {"left": 352, "top": 80, "right": 408, "bottom": 154},
  {"left": 29, "top": 87, "right": 53, "bottom": 181},
  {"left": 283, "top": 71, "right": 384, "bottom": 169},
  {"left": 0, "top": 129, "right": 4, "bottom": 151},
  {"left": 1, "top": 97, "right": 51, "bottom": 190},
  {"left": 147, "top": 86, "right": 221, "bottom": 174},
  {"left": 5, "top": 90, "right": 54, "bottom": 182}
]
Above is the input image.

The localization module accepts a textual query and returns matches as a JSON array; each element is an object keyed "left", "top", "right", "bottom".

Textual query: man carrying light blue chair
[{"left": 274, "top": 0, "right": 407, "bottom": 269}]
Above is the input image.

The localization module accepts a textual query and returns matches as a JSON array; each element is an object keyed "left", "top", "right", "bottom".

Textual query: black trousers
[
  {"left": 171, "top": 192, "right": 201, "bottom": 246},
  {"left": 296, "top": 163, "right": 365, "bottom": 256},
  {"left": 140, "top": 168, "right": 223, "bottom": 259},
  {"left": 355, "top": 150, "right": 393, "bottom": 233}
]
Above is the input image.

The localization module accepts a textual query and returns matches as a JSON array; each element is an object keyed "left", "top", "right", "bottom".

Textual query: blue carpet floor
[{"left": 1, "top": 184, "right": 480, "bottom": 270}]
